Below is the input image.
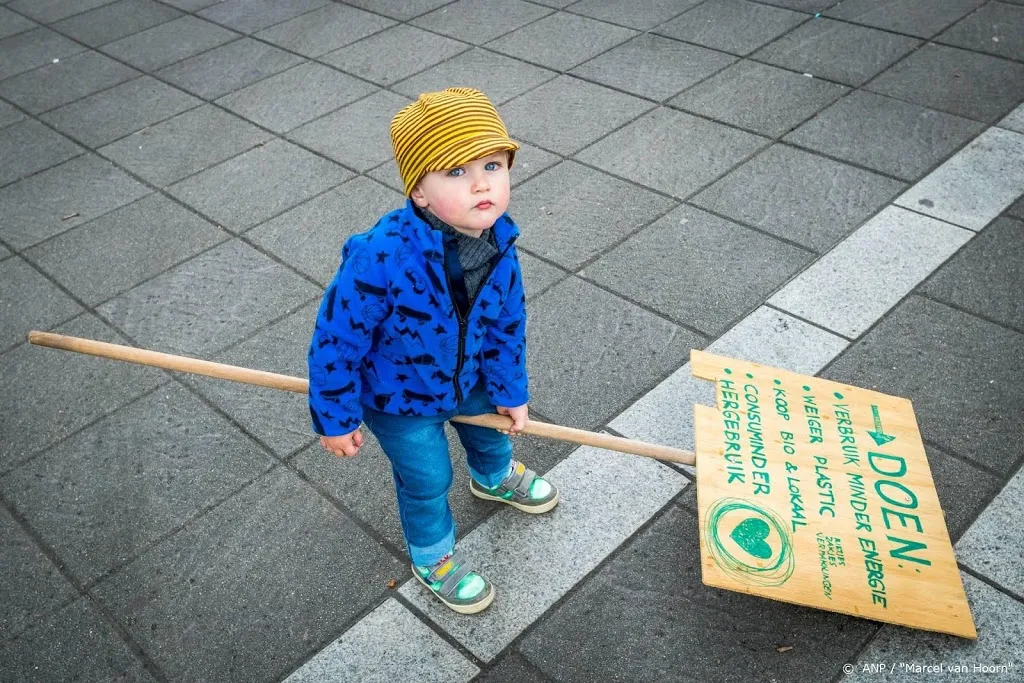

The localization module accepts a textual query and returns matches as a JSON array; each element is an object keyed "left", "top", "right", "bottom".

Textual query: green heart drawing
[{"left": 730, "top": 517, "right": 773, "bottom": 560}]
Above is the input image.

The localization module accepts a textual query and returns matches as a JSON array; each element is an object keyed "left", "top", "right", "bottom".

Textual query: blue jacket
[{"left": 308, "top": 199, "right": 529, "bottom": 436}]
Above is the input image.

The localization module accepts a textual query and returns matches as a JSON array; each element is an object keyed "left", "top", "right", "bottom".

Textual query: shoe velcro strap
[
  {"left": 495, "top": 461, "right": 535, "bottom": 501},
  {"left": 438, "top": 563, "right": 472, "bottom": 597},
  {"left": 427, "top": 552, "right": 463, "bottom": 583}
]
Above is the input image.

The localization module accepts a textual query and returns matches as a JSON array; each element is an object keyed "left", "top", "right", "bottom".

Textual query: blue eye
[
  {"left": 485, "top": 161, "right": 501, "bottom": 171},
  {"left": 447, "top": 168, "right": 465, "bottom": 177}
]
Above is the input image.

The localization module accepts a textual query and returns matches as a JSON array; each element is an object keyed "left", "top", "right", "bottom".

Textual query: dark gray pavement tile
[
  {"left": 253, "top": 3, "right": 394, "bottom": 58},
  {"left": 0, "top": 27, "right": 84, "bottom": 81},
  {"left": 7, "top": 0, "right": 113, "bottom": 23},
  {"left": 322, "top": 24, "right": 468, "bottom": 86},
  {"left": 526, "top": 276, "right": 702, "bottom": 429},
  {"left": 510, "top": 141, "right": 559, "bottom": 187},
  {"left": 288, "top": 89, "right": 411, "bottom": 171},
  {"left": 521, "top": 505, "right": 878, "bottom": 683},
  {"left": 571, "top": 33, "right": 736, "bottom": 101},
  {"left": 162, "top": 0, "right": 218, "bottom": 9},
  {"left": 924, "top": 442, "right": 1003, "bottom": 542},
  {"left": 0, "top": 257, "right": 82, "bottom": 352},
  {"left": 0, "top": 597, "right": 156, "bottom": 682},
  {"left": 513, "top": 161, "right": 677, "bottom": 269},
  {"left": 656, "top": 0, "right": 807, "bottom": 56},
  {"left": 485, "top": 11, "right": 638, "bottom": 72},
  {"left": 823, "top": 296, "right": 1024, "bottom": 475},
  {"left": 958, "top": 471, "right": 1024, "bottom": 597},
  {"left": 101, "top": 15, "right": 238, "bottom": 72},
  {"left": 0, "top": 118, "right": 82, "bottom": 187},
  {"left": 0, "top": 98, "right": 24, "bottom": 128},
  {"left": 866, "top": 43, "right": 1024, "bottom": 123},
  {"left": 825, "top": 0, "right": 985, "bottom": 38},
  {"left": 167, "top": 139, "right": 351, "bottom": 233},
  {"left": 92, "top": 468, "right": 405, "bottom": 683},
  {"left": 0, "top": 243, "right": 9, "bottom": 259},
  {"left": 502, "top": 75, "right": 652, "bottom": 155},
  {"left": 198, "top": 0, "right": 329, "bottom": 34},
  {"left": 216, "top": 62, "right": 375, "bottom": 134},
  {"left": 753, "top": 17, "right": 920, "bottom": 86},
  {"left": 570, "top": 0, "right": 702, "bottom": 30},
  {"left": 476, "top": 652, "right": 551, "bottom": 683},
  {"left": 518, "top": 250, "right": 567, "bottom": 299},
  {"left": 41, "top": 76, "right": 201, "bottom": 148},
  {"left": 0, "top": 49, "right": 138, "bottom": 114},
  {"left": 25, "top": 194, "right": 227, "bottom": 305},
  {"left": 0, "top": 153, "right": 150, "bottom": 250},
  {"left": 0, "top": 314, "right": 166, "bottom": 472},
  {"left": 760, "top": 0, "right": 836, "bottom": 10},
  {"left": 98, "top": 104, "right": 271, "bottom": 187},
  {"left": 582, "top": 204, "right": 813, "bottom": 334},
  {"left": 937, "top": 1, "right": 1024, "bottom": 62},
  {"left": 577, "top": 107, "right": 769, "bottom": 199},
  {"left": 246, "top": 176, "right": 403, "bottom": 285},
  {"left": 0, "top": 505, "right": 78, "bottom": 640},
  {"left": 96, "top": 238, "right": 321, "bottom": 356},
  {"left": 393, "top": 47, "right": 555, "bottom": 105},
  {"left": 1007, "top": 195, "right": 1024, "bottom": 219},
  {"left": 156, "top": 37, "right": 304, "bottom": 100},
  {"left": 0, "top": 5, "right": 36, "bottom": 39},
  {"left": 343, "top": 0, "right": 455, "bottom": 21},
  {"left": 670, "top": 60, "right": 848, "bottom": 138},
  {"left": 1, "top": 384, "right": 276, "bottom": 583},
  {"left": 51, "top": 0, "right": 181, "bottom": 47},
  {"left": 692, "top": 144, "right": 905, "bottom": 251},
  {"left": 922, "top": 216, "right": 1024, "bottom": 331},
  {"left": 785, "top": 89, "right": 985, "bottom": 181},
  {"left": 412, "top": 0, "right": 552, "bottom": 45}
]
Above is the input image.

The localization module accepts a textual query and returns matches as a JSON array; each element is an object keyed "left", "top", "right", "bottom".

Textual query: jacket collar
[{"left": 403, "top": 199, "right": 519, "bottom": 251}]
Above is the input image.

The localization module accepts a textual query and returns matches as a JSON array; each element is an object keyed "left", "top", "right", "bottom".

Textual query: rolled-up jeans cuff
[
  {"left": 468, "top": 462, "right": 513, "bottom": 489},
  {"left": 408, "top": 528, "right": 456, "bottom": 568}
]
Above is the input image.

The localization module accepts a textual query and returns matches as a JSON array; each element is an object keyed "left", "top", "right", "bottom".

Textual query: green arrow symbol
[{"left": 868, "top": 405, "right": 895, "bottom": 447}]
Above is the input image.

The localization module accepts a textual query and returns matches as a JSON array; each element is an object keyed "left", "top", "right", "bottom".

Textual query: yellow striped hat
[{"left": 390, "top": 87, "right": 519, "bottom": 196}]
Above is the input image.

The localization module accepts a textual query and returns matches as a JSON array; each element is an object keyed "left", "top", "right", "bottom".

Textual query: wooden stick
[{"left": 27, "top": 331, "right": 696, "bottom": 466}]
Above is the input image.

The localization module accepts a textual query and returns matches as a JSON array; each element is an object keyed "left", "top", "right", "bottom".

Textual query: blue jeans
[{"left": 361, "top": 382, "right": 513, "bottom": 567}]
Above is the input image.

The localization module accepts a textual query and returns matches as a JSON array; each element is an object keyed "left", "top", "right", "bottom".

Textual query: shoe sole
[
  {"left": 413, "top": 566, "right": 494, "bottom": 614},
  {"left": 470, "top": 484, "right": 560, "bottom": 514}
]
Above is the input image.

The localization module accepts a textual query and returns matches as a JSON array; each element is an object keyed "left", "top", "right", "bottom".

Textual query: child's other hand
[
  {"left": 321, "top": 428, "right": 364, "bottom": 457},
  {"left": 496, "top": 404, "right": 528, "bottom": 436}
]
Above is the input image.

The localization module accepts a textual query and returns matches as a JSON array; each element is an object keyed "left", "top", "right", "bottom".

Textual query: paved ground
[{"left": 1, "top": 0, "right": 1023, "bottom": 681}]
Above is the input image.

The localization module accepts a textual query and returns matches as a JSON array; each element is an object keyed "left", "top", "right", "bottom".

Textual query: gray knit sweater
[{"left": 420, "top": 210, "right": 499, "bottom": 304}]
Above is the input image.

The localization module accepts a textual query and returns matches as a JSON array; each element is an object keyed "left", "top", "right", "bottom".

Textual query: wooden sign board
[{"left": 691, "top": 350, "right": 976, "bottom": 639}]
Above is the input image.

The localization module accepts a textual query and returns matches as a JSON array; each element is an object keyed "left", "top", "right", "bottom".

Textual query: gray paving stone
[
  {"left": 288, "top": 89, "right": 411, "bottom": 172},
  {"left": 846, "top": 573, "right": 1024, "bottom": 681},
  {"left": 0, "top": 256, "right": 82, "bottom": 353},
  {"left": 958, "top": 471, "right": 1024, "bottom": 596},
  {"left": 753, "top": 17, "right": 920, "bottom": 86},
  {"left": 656, "top": 0, "right": 807, "bottom": 56},
  {"left": 475, "top": 652, "right": 551, "bottom": 683},
  {"left": 518, "top": 250, "right": 566, "bottom": 299},
  {"left": 0, "top": 98, "right": 24, "bottom": 129},
  {"left": 923, "top": 217, "right": 1024, "bottom": 331},
  {"left": 866, "top": 43, "right": 1024, "bottom": 123},
  {"left": 522, "top": 504, "right": 879, "bottom": 682},
  {"left": 924, "top": 442, "right": 1003, "bottom": 543},
  {"left": 0, "top": 27, "right": 84, "bottom": 81},
  {"left": 97, "top": 238, "right": 321, "bottom": 356},
  {"left": 502, "top": 75, "right": 653, "bottom": 156},
  {"left": 51, "top": 0, "right": 181, "bottom": 47},
  {"left": 93, "top": 467, "right": 405, "bottom": 683},
  {"left": 770, "top": 206, "right": 972, "bottom": 337},
  {"left": 823, "top": 296, "right": 1024, "bottom": 475},
  {"left": 344, "top": 0, "right": 453, "bottom": 20},
  {"left": 247, "top": 176, "right": 402, "bottom": 285},
  {"left": 412, "top": 0, "right": 552, "bottom": 45},
  {"left": 513, "top": 161, "right": 677, "bottom": 269},
  {"left": 41, "top": 76, "right": 201, "bottom": 148},
  {"left": 321, "top": 24, "right": 469, "bottom": 86},
  {"left": 1007, "top": 195, "right": 1024, "bottom": 219},
  {"left": 509, "top": 140, "right": 559, "bottom": 188},
  {"left": 197, "top": 0, "right": 329, "bottom": 34},
  {"left": 937, "top": 1, "right": 1024, "bottom": 62},
  {"left": 576, "top": 106, "right": 769, "bottom": 199},
  {"left": 0, "top": 153, "right": 150, "bottom": 250},
  {"left": 0, "top": 313, "right": 165, "bottom": 473},
  {"left": 156, "top": 37, "right": 305, "bottom": 100},
  {"left": 98, "top": 104, "right": 271, "bottom": 187},
  {"left": 0, "top": 118, "right": 82, "bottom": 187},
  {"left": 999, "top": 103, "right": 1024, "bottom": 133},
  {"left": 825, "top": 0, "right": 985, "bottom": 38},
  {"left": 253, "top": 3, "right": 394, "bottom": 58},
  {"left": 895, "top": 126, "right": 1024, "bottom": 231},
  {"left": 367, "top": 161, "right": 404, "bottom": 194},
  {"left": 25, "top": 194, "right": 227, "bottom": 305},
  {"left": 485, "top": 11, "right": 638, "bottom": 72},
  {"left": 0, "top": 505, "right": 78, "bottom": 640},
  {"left": 0, "top": 597, "right": 156, "bottom": 682},
  {"left": 693, "top": 144, "right": 905, "bottom": 251},
  {"left": 400, "top": 444, "right": 688, "bottom": 661},
  {"left": 0, "top": 5, "right": 36, "bottom": 39},
  {"left": 526, "top": 276, "right": 702, "bottom": 429},
  {"left": 571, "top": 33, "right": 736, "bottom": 102},
  {"left": 584, "top": 204, "right": 813, "bottom": 334},
  {"left": 283, "top": 599, "right": 478, "bottom": 683},
  {"left": 393, "top": 47, "right": 555, "bottom": 106},
  {"left": 569, "top": 0, "right": 702, "bottom": 30},
  {"left": 161, "top": 0, "right": 218, "bottom": 8},
  {"left": 0, "top": 49, "right": 138, "bottom": 114},
  {"left": 785, "top": 89, "right": 986, "bottom": 181},
  {"left": 100, "top": 15, "right": 238, "bottom": 72},
  {"left": 2, "top": 384, "right": 276, "bottom": 583},
  {"left": 520, "top": 0, "right": 574, "bottom": 7},
  {"left": 7, "top": 0, "right": 112, "bottom": 23},
  {"left": 760, "top": 0, "right": 835, "bottom": 9},
  {"left": 167, "top": 139, "right": 351, "bottom": 233},
  {"left": 0, "top": 243, "right": 9, "bottom": 259},
  {"left": 671, "top": 61, "right": 849, "bottom": 138}
]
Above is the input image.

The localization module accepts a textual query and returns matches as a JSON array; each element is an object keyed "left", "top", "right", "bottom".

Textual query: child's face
[{"left": 411, "top": 151, "right": 511, "bottom": 234}]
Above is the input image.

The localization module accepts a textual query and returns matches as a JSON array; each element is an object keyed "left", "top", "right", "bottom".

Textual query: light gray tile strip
[
  {"left": 998, "top": 103, "right": 1024, "bottom": 134},
  {"left": 957, "top": 467, "right": 1024, "bottom": 597},
  {"left": 282, "top": 599, "right": 479, "bottom": 683}
]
